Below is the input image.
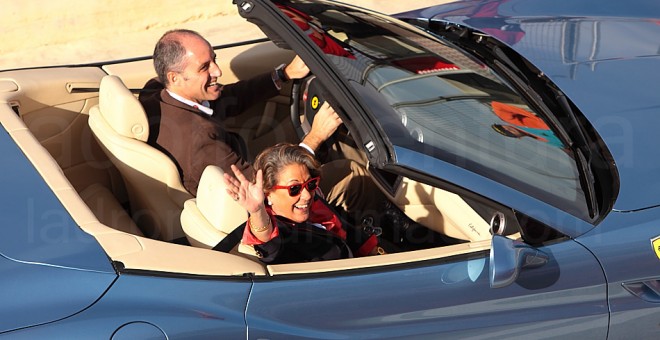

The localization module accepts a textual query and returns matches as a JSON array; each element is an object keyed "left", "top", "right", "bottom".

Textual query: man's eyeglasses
[{"left": 272, "top": 177, "right": 320, "bottom": 197}]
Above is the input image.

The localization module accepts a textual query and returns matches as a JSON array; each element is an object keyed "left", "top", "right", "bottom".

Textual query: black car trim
[
  {"left": 115, "top": 263, "right": 256, "bottom": 282},
  {"left": 250, "top": 249, "right": 491, "bottom": 282}
]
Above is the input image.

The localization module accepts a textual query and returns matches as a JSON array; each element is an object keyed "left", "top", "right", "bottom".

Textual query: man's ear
[{"left": 166, "top": 71, "right": 179, "bottom": 87}]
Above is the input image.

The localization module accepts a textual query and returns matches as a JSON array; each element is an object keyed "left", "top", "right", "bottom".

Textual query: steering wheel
[
  {"left": 291, "top": 74, "right": 349, "bottom": 162},
  {"left": 290, "top": 74, "right": 320, "bottom": 141}
]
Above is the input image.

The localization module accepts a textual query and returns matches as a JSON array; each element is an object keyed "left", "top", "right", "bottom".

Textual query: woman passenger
[{"left": 223, "top": 143, "right": 382, "bottom": 264}]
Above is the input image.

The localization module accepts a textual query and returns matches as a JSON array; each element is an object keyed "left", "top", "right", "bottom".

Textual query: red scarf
[{"left": 242, "top": 198, "right": 344, "bottom": 245}]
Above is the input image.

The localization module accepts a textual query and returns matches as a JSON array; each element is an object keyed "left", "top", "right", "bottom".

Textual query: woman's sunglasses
[{"left": 272, "top": 177, "right": 320, "bottom": 197}]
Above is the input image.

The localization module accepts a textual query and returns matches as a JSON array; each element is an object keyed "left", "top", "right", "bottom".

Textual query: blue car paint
[
  {"left": 576, "top": 207, "right": 660, "bottom": 339},
  {"left": 0, "top": 255, "right": 116, "bottom": 334},
  {"left": 245, "top": 238, "right": 608, "bottom": 339},
  {"left": 3, "top": 273, "right": 253, "bottom": 339},
  {"left": 397, "top": 0, "right": 660, "bottom": 20}
]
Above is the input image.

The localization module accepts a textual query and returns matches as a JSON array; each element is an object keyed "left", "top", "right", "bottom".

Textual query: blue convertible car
[{"left": 1, "top": 0, "right": 659, "bottom": 338}]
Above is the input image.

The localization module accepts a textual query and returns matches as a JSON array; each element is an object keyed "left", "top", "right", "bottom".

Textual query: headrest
[
  {"left": 98, "top": 75, "right": 149, "bottom": 142},
  {"left": 197, "top": 165, "right": 248, "bottom": 234}
]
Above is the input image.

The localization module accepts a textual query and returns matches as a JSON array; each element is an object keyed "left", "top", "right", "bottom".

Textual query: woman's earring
[{"left": 267, "top": 198, "right": 272, "bottom": 206}]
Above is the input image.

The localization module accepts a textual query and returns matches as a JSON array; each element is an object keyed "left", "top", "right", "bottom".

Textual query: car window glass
[{"left": 280, "top": 0, "right": 588, "bottom": 220}]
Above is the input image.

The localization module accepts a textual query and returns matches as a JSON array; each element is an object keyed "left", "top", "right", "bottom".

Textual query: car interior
[{"left": 0, "top": 38, "right": 535, "bottom": 277}]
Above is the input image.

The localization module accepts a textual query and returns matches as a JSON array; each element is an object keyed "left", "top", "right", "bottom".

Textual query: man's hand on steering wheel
[
  {"left": 301, "top": 101, "right": 342, "bottom": 152},
  {"left": 284, "top": 55, "right": 310, "bottom": 80},
  {"left": 286, "top": 56, "right": 343, "bottom": 153}
]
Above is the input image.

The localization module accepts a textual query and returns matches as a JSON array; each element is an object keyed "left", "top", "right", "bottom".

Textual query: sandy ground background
[{"left": 2, "top": 0, "right": 452, "bottom": 70}]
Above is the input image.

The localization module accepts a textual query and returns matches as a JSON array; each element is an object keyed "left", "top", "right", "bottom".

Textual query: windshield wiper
[
  {"left": 574, "top": 146, "right": 598, "bottom": 218},
  {"left": 391, "top": 94, "right": 490, "bottom": 109},
  {"left": 556, "top": 94, "right": 598, "bottom": 218}
]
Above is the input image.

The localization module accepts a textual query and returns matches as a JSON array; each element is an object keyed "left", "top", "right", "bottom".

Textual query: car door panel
[{"left": 246, "top": 239, "right": 607, "bottom": 339}]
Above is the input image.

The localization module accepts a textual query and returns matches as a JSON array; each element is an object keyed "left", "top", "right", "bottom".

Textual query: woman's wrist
[
  {"left": 249, "top": 204, "right": 266, "bottom": 215},
  {"left": 249, "top": 208, "right": 271, "bottom": 233},
  {"left": 250, "top": 218, "right": 270, "bottom": 233}
]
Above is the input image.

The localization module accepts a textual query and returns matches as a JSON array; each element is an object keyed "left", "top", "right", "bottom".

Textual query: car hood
[{"left": 397, "top": 0, "right": 660, "bottom": 212}]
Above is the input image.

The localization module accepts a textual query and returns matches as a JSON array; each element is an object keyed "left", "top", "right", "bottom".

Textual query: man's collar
[{"left": 166, "top": 90, "right": 213, "bottom": 116}]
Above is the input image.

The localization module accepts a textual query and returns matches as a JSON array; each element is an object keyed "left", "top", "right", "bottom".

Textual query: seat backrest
[
  {"left": 181, "top": 165, "right": 248, "bottom": 248},
  {"left": 88, "top": 75, "right": 193, "bottom": 241}
]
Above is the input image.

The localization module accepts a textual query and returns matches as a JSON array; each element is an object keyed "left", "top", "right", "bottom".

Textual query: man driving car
[{"left": 139, "top": 29, "right": 384, "bottom": 222}]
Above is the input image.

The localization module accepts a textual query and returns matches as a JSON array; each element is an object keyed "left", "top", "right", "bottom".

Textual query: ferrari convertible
[{"left": 1, "top": 0, "right": 659, "bottom": 338}]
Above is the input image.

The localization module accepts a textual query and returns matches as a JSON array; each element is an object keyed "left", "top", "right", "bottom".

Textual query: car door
[{"left": 245, "top": 233, "right": 608, "bottom": 339}]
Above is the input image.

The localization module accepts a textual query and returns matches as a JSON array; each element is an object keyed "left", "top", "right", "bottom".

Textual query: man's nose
[{"left": 210, "top": 62, "right": 222, "bottom": 78}]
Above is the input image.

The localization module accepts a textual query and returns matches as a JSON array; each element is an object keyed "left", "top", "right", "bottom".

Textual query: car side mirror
[{"left": 489, "top": 235, "right": 548, "bottom": 288}]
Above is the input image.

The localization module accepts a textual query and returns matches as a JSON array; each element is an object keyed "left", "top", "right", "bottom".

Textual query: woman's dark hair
[{"left": 253, "top": 143, "right": 321, "bottom": 193}]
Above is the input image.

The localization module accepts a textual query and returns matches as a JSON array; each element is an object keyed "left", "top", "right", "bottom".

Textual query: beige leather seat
[
  {"left": 180, "top": 165, "right": 248, "bottom": 248},
  {"left": 79, "top": 183, "right": 144, "bottom": 236},
  {"left": 88, "top": 75, "right": 193, "bottom": 241}
]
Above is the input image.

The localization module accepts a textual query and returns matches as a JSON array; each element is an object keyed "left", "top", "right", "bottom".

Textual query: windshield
[{"left": 278, "top": 0, "right": 587, "bottom": 219}]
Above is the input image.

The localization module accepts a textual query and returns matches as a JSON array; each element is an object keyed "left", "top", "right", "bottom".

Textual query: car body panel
[
  {"left": 577, "top": 207, "right": 660, "bottom": 339},
  {"left": 247, "top": 238, "right": 607, "bottom": 339},
  {"left": 396, "top": 0, "right": 660, "bottom": 212},
  {"left": 3, "top": 273, "right": 252, "bottom": 339},
  {"left": 0, "top": 255, "right": 116, "bottom": 333},
  {"left": 399, "top": 0, "right": 660, "bottom": 21}
]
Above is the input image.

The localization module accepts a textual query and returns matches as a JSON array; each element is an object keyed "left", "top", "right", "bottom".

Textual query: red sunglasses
[{"left": 272, "top": 177, "right": 320, "bottom": 197}]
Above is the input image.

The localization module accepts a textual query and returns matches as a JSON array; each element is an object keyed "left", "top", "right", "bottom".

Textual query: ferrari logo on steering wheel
[{"left": 311, "top": 96, "right": 320, "bottom": 110}]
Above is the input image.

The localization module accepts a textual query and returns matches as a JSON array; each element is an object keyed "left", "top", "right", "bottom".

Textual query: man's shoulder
[
  {"left": 138, "top": 78, "right": 177, "bottom": 119},
  {"left": 138, "top": 78, "right": 164, "bottom": 102},
  {"left": 142, "top": 77, "right": 164, "bottom": 91}
]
